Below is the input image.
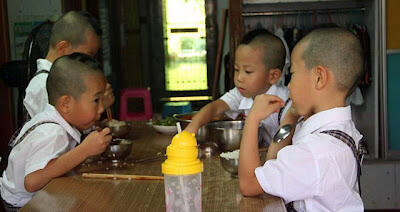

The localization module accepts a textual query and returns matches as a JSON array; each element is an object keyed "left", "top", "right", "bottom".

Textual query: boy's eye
[
  {"left": 94, "top": 98, "right": 100, "bottom": 103},
  {"left": 234, "top": 68, "right": 239, "bottom": 72},
  {"left": 245, "top": 70, "right": 252, "bottom": 74}
]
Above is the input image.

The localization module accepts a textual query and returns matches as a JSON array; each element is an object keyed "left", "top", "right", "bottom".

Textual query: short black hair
[
  {"left": 300, "top": 27, "right": 363, "bottom": 92},
  {"left": 47, "top": 53, "right": 102, "bottom": 105},
  {"left": 49, "top": 11, "right": 102, "bottom": 48},
  {"left": 240, "top": 28, "right": 286, "bottom": 71}
]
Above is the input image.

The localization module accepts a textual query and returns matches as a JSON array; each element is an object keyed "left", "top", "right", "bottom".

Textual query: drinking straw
[{"left": 176, "top": 122, "right": 182, "bottom": 133}]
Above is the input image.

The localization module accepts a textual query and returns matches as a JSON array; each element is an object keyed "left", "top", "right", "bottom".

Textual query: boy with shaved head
[
  {"left": 1, "top": 53, "right": 112, "bottom": 210},
  {"left": 239, "top": 27, "right": 365, "bottom": 211},
  {"left": 185, "top": 29, "right": 289, "bottom": 145},
  {"left": 24, "top": 11, "right": 114, "bottom": 121}
]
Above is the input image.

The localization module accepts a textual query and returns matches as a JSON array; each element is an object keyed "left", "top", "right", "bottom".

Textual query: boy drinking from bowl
[
  {"left": 185, "top": 29, "right": 289, "bottom": 145},
  {"left": 239, "top": 27, "right": 365, "bottom": 211},
  {"left": 1, "top": 53, "right": 112, "bottom": 210}
]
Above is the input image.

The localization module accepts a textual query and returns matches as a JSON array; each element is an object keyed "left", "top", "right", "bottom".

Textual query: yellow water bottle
[{"left": 162, "top": 131, "right": 203, "bottom": 212}]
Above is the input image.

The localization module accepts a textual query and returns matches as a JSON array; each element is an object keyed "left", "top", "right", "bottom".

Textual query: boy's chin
[{"left": 78, "top": 123, "right": 96, "bottom": 132}]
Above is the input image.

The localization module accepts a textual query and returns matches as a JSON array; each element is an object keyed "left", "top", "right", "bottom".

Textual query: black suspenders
[
  {"left": 286, "top": 130, "right": 367, "bottom": 212},
  {"left": 10, "top": 121, "right": 59, "bottom": 147},
  {"left": 33, "top": 69, "right": 50, "bottom": 77},
  {"left": 320, "top": 130, "right": 367, "bottom": 195}
]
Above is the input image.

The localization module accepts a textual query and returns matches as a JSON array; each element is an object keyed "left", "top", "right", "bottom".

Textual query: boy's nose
[
  {"left": 98, "top": 103, "right": 105, "bottom": 115},
  {"left": 237, "top": 72, "right": 244, "bottom": 82}
]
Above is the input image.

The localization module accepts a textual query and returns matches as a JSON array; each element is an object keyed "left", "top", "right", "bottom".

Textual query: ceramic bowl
[{"left": 152, "top": 124, "right": 178, "bottom": 135}]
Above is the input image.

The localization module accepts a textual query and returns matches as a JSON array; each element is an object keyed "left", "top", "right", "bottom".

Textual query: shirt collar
[
  {"left": 45, "top": 104, "right": 82, "bottom": 143},
  {"left": 294, "top": 106, "right": 352, "bottom": 141},
  {"left": 36, "top": 59, "right": 52, "bottom": 73},
  {"left": 238, "top": 85, "right": 279, "bottom": 110}
]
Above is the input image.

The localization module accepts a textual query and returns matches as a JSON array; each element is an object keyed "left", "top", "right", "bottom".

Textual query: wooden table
[{"left": 20, "top": 122, "right": 286, "bottom": 212}]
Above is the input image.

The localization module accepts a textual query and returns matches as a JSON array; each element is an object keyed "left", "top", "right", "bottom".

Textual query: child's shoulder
[{"left": 23, "top": 121, "right": 65, "bottom": 139}]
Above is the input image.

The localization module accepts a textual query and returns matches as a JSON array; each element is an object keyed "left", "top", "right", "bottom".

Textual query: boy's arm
[
  {"left": 24, "top": 128, "right": 111, "bottom": 192},
  {"left": 184, "top": 99, "right": 230, "bottom": 134},
  {"left": 238, "top": 94, "right": 284, "bottom": 196}
]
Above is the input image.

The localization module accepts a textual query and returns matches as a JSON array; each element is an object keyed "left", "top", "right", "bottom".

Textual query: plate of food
[{"left": 151, "top": 117, "right": 178, "bottom": 135}]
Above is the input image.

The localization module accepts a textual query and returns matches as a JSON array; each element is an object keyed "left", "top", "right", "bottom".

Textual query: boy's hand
[
  {"left": 248, "top": 94, "right": 284, "bottom": 123},
  {"left": 103, "top": 83, "right": 115, "bottom": 109},
  {"left": 81, "top": 128, "right": 112, "bottom": 157}
]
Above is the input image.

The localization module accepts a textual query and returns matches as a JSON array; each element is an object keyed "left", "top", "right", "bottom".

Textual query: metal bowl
[
  {"left": 220, "top": 151, "right": 264, "bottom": 178},
  {"left": 209, "top": 120, "right": 244, "bottom": 152},
  {"left": 220, "top": 157, "right": 239, "bottom": 177},
  {"left": 198, "top": 142, "right": 220, "bottom": 158},
  {"left": 102, "top": 138, "right": 133, "bottom": 161},
  {"left": 100, "top": 119, "right": 130, "bottom": 138},
  {"left": 173, "top": 112, "right": 230, "bottom": 144},
  {"left": 173, "top": 113, "right": 210, "bottom": 143}
]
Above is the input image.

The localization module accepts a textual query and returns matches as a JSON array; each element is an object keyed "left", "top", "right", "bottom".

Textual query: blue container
[
  {"left": 387, "top": 52, "right": 400, "bottom": 150},
  {"left": 162, "top": 101, "right": 192, "bottom": 118}
]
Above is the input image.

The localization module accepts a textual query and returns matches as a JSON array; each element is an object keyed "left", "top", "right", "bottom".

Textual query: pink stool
[{"left": 119, "top": 88, "right": 153, "bottom": 120}]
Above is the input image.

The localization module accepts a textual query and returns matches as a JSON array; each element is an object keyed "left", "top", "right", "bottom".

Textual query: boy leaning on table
[
  {"left": 239, "top": 27, "right": 366, "bottom": 212},
  {"left": 185, "top": 28, "right": 290, "bottom": 145},
  {"left": 0, "top": 53, "right": 112, "bottom": 211}
]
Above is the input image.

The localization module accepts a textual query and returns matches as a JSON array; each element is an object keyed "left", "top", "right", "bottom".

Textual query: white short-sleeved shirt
[
  {"left": 255, "top": 106, "right": 364, "bottom": 212},
  {"left": 23, "top": 59, "right": 52, "bottom": 118},
  {"left": 220, "top": 85, "right": 289, "bottom": 144},
  {"left": 0, "top": 104, "right": 81, "bottom": 207}
]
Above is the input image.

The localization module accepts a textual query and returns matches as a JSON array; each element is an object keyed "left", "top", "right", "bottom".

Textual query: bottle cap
[{"left": 162, "top": 131, "right": 203, "bottom": 175}]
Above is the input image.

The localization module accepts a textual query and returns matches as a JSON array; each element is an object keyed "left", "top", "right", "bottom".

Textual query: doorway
[{"left": 162, "top": 0, "right": 207, "bottom": 92}]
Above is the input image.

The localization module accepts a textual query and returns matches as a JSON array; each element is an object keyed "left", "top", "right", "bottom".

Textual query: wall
[
  {"left": 6, "top": 0, "right": 61, "bottom": 127},
  {"left": 386, "top": 0, "right": 400, "bottom": 49},
  {"left": 217, "top": 0, "right": 229, "bottom": 95},
  {"left": 7, "top": 0, "right": 61, "bottom": 60}
]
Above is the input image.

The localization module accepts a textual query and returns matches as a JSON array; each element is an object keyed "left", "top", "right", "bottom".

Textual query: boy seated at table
[
  {"left": 238, "top": 27, "right": 365, "bottom": 211},
  {"left": 0, "top": 53, "right": 112, "bottom": 210},
  {"left": 185, "top": 29, "right": 289, "bottom": 145},
  {"left": 24, "top": 10, "right": 114, "bottom": 121}
]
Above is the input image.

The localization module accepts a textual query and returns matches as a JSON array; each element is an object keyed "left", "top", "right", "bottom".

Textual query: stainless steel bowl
[
  {"left": 220, "top": 157, "right": 239, "bottom": 177},
  {"left": 209, "top": 120, "right": 244, "bottom": 152},
  {"left": 100, "top": 120, "right": 130, "bottom": 138},
  {"left": 103, "top": 138, "right": 133, "bottom": 160},
  {"left": 220, "top": 152, "right": 264, "bottom": 178},
  {"left": 173, "top": 112, "right": 211, "bottom": 143}
]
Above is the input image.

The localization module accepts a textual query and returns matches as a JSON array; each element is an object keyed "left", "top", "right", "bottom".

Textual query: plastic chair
[{"left": 119, "top": 88, "right": 153, "bottom": 120}]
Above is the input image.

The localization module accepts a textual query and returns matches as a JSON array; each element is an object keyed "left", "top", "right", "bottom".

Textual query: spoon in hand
[{"left": 273, "top": 124, "right": 293, "bottom": 143}]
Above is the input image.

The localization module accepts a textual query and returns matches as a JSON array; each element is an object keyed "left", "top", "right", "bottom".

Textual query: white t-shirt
[
  {"left": 255, "top": 106, "right": 364, "bottom": 212},
  {"left": 23, "top": 59, "right": 52, "bottom": 118},
  {"left": 0, "top": 104, "right": 81, "bottom": 207},
  {"left": 220, "top": 85, "right": 290, "bottom": 144}
]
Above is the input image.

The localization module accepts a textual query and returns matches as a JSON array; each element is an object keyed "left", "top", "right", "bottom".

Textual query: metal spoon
[{"left": 273, "top": 124, "right": 293, "bottom": 143}]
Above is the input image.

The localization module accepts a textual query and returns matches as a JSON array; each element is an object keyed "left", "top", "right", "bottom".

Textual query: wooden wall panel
[{"left": 387, "top": 0, "right": 400, "bottom": 49}]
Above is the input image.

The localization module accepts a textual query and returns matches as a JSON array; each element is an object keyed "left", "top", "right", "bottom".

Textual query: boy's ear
[
  {"left": 55, "top": 41, "right": 72, "bottom": 56},
  {"left": 313, "top": 65, "right": 329, "bottom": 90},
  {"left": 268, "top": 68, "right": 282, "bottom": 84},
  {"left": 56, "top": 95, "right": 73, "bottom": 114}
]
